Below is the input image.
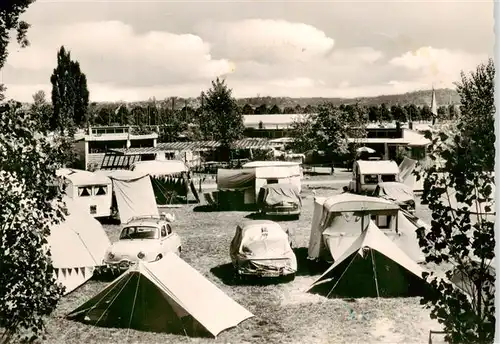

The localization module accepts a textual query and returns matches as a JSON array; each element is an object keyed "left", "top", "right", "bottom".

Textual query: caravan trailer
[
  {"left": 59, "top": 169, "right": 113, "bottom": 218},
  {"left": 242, "top": 161, "right": 303, "bottom": 194},
  {"left": 348, "top": 160, "right": 400, "bottom": 194}
]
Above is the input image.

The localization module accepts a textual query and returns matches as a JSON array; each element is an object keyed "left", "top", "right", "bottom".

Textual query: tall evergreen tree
[{"left": 50, "top": 46, "right": 89, "bottom": 133}]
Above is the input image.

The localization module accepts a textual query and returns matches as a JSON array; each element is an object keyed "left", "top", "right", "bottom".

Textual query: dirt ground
[{"left": 42, "top": 185, "right": 443, "bottom": 344}]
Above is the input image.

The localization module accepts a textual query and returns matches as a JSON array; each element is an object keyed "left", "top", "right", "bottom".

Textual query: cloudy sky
[{"left": 2, "top": 0, "right": 494, "bottom": 102}]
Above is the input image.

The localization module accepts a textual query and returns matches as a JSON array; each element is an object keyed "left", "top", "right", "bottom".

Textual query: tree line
[
  {"left": 240, "top": 102, "right": 457, "bottom": 121},
  {"left": 36, "top": 92, "right": 457, "bottom": 133}
]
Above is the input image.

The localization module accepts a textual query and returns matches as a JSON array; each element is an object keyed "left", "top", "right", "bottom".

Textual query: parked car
[
  {"left": 230, "top": 220, "right": 297, "bottom": 280},
  {"left": 103, "top": 215, "right": 181, "bottom": 271},
  {"left": 256, "top": 183, "right": 301, "bottom": 219},
  {"left": 372, "top": 181, "right": 416, "bottom": 213}
]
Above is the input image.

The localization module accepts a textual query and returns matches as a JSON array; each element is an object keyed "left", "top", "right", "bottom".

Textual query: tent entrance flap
[{"left": 111, "top": 175, "right": 159, "bottom": 223}]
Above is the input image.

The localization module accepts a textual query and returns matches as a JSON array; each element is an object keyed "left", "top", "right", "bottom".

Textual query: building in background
[
  {"left": 243, "top": 114, "right": 308, "bottom": 138},
  {"left": 74, "top": 126, "right": 158, "bottom": 171}
]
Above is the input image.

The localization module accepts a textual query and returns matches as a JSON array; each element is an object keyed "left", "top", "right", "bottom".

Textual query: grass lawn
[{"left": 42, "top": 185, "right": 443, "bottom": 344}]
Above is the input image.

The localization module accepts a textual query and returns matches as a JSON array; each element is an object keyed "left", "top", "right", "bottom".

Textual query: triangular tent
[
  {"left": 66, "top": 253, "right": 254, "bottom": 337},
  {"left": 47, "top": 199, "right": 111, "bottom": 294},
  {"left": 308, "top": 224, "right": 430, "bottom": 298}
]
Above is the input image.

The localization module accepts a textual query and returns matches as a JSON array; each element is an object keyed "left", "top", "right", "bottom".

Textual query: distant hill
[
  {"left": 84, "top": 88, "right": 459, "bottom": 110},
  {"left": 234, "top": 88, "right": 460, "bottom": 109}
]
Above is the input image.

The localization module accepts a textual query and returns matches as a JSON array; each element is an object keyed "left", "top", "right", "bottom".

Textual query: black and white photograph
[{"left": 0, "top": 0, "right": 496, "bottom": 343}]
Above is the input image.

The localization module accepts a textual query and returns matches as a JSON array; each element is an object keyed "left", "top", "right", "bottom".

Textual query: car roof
[
  {"left": 356, "top": 160, "right": 399, "bottom": 175},
  {"left": 124, "top": 218, "right": 164, "bottom": 227},
  {"left": 378, "top": 181, "right": 413, "bottom": 192},
  {"left": 236, "top": 221, "right": 288, "bottom": 243}
]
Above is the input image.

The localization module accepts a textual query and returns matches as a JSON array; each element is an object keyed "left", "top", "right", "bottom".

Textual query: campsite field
[{"left": 43, "top": 185, "right": 444, "bottom": 344}]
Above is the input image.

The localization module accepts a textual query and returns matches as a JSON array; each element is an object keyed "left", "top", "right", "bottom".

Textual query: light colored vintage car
[
  {"left": 372, "top": 181, "right": 416, "bottom": 213},
  {"left": 230, "top": 220, "right": 297, "bottom": 279},
  {"left": 103, "top": 215, "right": 181, "bottom": 271},
  {"left": 256, "top": 183, "right": 302, "bottom": 219}
]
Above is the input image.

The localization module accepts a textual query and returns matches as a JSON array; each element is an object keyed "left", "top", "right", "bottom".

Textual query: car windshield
[{"left": 120, "top": 226, "right": 158, "bottom": 240}]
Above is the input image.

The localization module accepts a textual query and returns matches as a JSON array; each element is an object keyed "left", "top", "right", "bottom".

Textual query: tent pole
[
  {"left": 370, "top": 250, "right": 380, "bottom": 298},
  {"left": 395, "top": 211, "right": 399, "bottom": 233},
  {"left": 361, "top": 212, "right": 364, "bottom": 233},
  {"left": 126, "top": 275, "right": 141, "bottom": 337}
]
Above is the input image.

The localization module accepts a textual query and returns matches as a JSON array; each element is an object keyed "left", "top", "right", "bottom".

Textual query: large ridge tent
[
  {"left": 400, "top": 156, "right": 496, "bottom": 216},
  {"left": 66, "top": 253, "right": 254, "bottom": 337},
  {"left": 307, "top": 193, "right": 423, "bottom": 263},
  {"left": 131, "top": 160, "right": 200, "bottom": 204},
  {"left": 307, "top": 224, "right": 430, "bottom": 298},
  {"left": 95, "top": 170, "right": 159, "bottom": 223},
  {"left": 439, "top": 183, "right": 496, "bottom": 217},
  {"left": 131, "top": 160, "right": 189, "bottom": 176},
  {"left": 46, "top": 199, "right": 111, "bottom": 294}
]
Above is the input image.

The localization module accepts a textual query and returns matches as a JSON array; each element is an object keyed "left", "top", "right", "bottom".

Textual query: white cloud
[
  {"left": 5, "top": 21, "right": 233, "bottom": 83},
  {"left": 198, "top": 19, "right": 335, "bottom": 63},
  {"left": 1, "top": 17, "right": 492, "bottom": 102},
  {"left": 389, "top": 46, "right": 489, "bottom": 88},
  {"left": 329, "top": 47, "right": 383, "bottom": 64}
]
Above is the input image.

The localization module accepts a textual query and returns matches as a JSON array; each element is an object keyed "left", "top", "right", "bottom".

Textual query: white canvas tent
[
  {"left": 398, "top": 157, "right": 424, "bottom": 192},
  {"left": 95, "top": 170, "right": 159, "bottom": 223},
  {"left": 440, "top": 183, "right": 496, "bottom": 216},
  {"left": 307, "top": 224, "right": 430, "bottom": 298},
  {"left": 308, "top": 194, "right": 423, "bottom": 263},
  {"left": 131, "top": 160, "right": 188, "bottom": 177},
  {"left": 450, "top": 258, "right": 495, "bottom": 302},
  {"left": 66, "top": 253, "right": 254, "bottom": 337},
  {"left": 216, "top": 168, "right": 256, "bottom": 206},
  {"left": 400, "top": 157, "right": 495, "bottom": 216},
  {"left": 47, "top": 199, "right": 111, "bottom": 295},
  {"left": 131, "top": 160, "right": 199, "bottom": 204}
]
